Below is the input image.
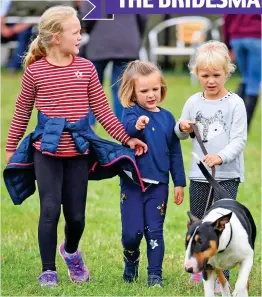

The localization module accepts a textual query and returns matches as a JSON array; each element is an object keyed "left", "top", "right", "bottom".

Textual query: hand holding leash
[
  {"left": 179, "top": 120, "right": 196, "bottom": 133},
  {"left": 203, "top": 154, "right": 223, "bottom": 167}
]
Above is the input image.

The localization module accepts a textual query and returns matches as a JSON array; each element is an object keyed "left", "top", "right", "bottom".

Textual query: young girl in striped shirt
[{"left": 5, "top": 5, "right": 147, "bottom": 287}]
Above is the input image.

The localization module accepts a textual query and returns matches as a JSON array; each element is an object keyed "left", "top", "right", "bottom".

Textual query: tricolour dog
[{"left": 184, "top": 153, "right": 256, "bottom": 297}]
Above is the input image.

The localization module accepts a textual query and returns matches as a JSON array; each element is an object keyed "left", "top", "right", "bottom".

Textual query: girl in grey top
[{"left": 175, "top": 41, "right": 247, "bottom": 288}]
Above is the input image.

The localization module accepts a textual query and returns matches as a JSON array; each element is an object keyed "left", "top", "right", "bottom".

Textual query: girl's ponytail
[
  {"left": 23, "top": 36, "right": 46, "bottom": 68},
  {"left": 23, "top": 5, "right": 77, "bottom": 68}
]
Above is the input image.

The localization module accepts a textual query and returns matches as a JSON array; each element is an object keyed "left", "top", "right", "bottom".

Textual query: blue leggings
[{"left": 120, "top": 178, "right": 169, "bottom": 277}]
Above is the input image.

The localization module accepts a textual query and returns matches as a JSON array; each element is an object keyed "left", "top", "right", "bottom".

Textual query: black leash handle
[
  {"left": 189, "top": 123, "right": 216, "bottom": 216},
  {"left": 189, "top": 123, "right": 215, "bottom": 178}
]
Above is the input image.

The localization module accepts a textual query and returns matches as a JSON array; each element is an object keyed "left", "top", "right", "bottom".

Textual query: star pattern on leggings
[{"left": 149, "top": 239, "right": 158, "bottom": 249}]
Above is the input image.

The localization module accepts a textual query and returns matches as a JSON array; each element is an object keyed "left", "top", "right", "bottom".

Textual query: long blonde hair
[
  {"left": 188, "top": 40, "right": 236, "bottom": 76},
  {"left": 23, "top": 5, "right": 77, "bottom": 68},
  {"left": 119, "top": 60, "right": 167, "bottom": 108}
]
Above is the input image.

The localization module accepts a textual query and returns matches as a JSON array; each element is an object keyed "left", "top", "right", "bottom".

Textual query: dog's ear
[
  {"left": 187, "top": 211, "right": 200, "bottom": 228},
  {"left": 212, "top": 212, "right": 232, "bottom": 232}
]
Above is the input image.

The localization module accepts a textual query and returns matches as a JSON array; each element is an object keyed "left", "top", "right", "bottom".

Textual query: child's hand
[
  {"left": 135, "top": 116, "right": 150, "bottom": 131},
  {"left": 174, "top": 186, "right": 184, "bottom": 205},
  {"left": 179, "top": 120, "right": 196, "bottom": 133},
  {"left": 126, "top": 138, "right": 148, "bottom": 156},
  {"left": 203, "top": 154, "right": 222, "bottom": 167},
  {"left": 6, "top": 151, "right": 14, "bottom": 164}
]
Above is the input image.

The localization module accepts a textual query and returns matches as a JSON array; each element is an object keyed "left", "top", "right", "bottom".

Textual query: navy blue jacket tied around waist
[{"left": 3, "top": 112, "right": 145, "bottom": 205}]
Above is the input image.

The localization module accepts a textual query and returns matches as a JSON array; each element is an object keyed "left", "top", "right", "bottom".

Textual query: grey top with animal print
[{"left": 175, "top": 92, "right": 247, "bottom": 182}]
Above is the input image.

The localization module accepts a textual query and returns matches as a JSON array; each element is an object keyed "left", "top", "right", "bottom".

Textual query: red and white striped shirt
[{"left": 6, "top": 56, "right": 130, "bottom": 156}]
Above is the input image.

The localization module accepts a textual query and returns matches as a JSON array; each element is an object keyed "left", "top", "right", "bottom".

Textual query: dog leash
[{"left": 189, "top": 123, "right": 216, "bottom": 216}]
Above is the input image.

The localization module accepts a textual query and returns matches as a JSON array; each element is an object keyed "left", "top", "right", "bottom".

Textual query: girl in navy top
[{"left": 118, "top": 60, "right": 186, "bottom": 287}]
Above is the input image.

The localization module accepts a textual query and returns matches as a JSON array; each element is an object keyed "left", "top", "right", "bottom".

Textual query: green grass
[{"left": 1, "top": 71, "right": 261, "bottom": 296}]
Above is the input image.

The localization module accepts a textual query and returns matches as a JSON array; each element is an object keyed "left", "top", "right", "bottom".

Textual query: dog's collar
[{"left": 218, "top": 223, "right": 232, "bottom": 253}]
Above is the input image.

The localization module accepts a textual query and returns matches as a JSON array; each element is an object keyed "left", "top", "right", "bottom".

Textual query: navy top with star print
[{"left": 122, "top": 104, "right": 186, "bottom": 187}]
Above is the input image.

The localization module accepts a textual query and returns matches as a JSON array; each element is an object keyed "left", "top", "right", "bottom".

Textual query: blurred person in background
[
  {"left": 1, "top": 0, "right": 33, "bottom": 72},
  {"left": 80, "top": 4, "right": 148, "bottom": 127},
  {"left": 223, "top": 14, "right": 261, "bottom": 129}
]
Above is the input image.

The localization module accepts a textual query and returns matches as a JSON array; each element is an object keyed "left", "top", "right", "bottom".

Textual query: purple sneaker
[
  {"left": 39, "top": 270, "right": 58, "bottom": 287},
  {"left": 59, "top": 243, "right": 90, "bottom": 283}
]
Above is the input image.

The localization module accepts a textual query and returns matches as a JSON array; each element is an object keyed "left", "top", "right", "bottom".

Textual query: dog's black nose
[{"left": 185, "top": 267, "right": 193, "bottom": 273}]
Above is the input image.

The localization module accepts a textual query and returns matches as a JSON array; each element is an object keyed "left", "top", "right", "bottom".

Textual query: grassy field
[{"left": 1, "top": 71, "right": 261, "bottom": 296}]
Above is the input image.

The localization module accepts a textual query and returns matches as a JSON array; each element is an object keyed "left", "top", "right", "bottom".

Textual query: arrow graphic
[
  {"left": 81, "top": 0, "right": 96, "bottom": 20},
  {"left": 81, "top": 0, "right": 114, "bottom": 21}
]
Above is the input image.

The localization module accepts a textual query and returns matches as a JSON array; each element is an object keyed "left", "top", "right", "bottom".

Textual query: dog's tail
[{"left": 192, "top": 152, "right": 230, "bottom": 199}]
